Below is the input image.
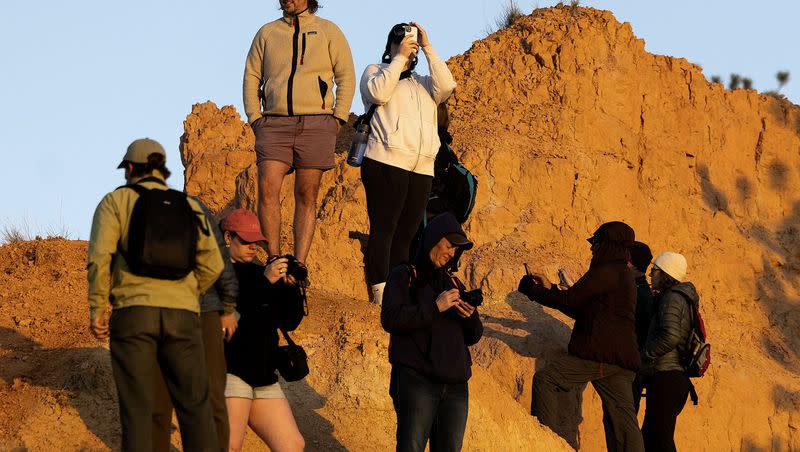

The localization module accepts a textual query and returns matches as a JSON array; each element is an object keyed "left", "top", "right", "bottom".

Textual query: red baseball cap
[{"left": 220, "top": 209, "right": 267, "bottom": 243}]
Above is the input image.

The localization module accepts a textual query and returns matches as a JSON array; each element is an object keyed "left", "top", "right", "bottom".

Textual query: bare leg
[
  {"left": 248, "top": 398, "right": 305, "bottom": 452},
  {"left": 226, "top": 397, "right": 252, "bottom": 452},
  {"left": 293, "top": 168, "right": 324, "bottom": 263},
  {"left": 257, "top": 160, "right": 292, "bottom": 257}
]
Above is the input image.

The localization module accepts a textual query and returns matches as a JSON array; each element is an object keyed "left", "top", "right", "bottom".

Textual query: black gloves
[{"left": 518, "top": 274, "right": 536, "bottom": 298}]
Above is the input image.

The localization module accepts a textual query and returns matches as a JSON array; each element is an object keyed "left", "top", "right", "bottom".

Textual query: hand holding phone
[{"left": 557, "top": 267, "right": 574, "bottom": 289}]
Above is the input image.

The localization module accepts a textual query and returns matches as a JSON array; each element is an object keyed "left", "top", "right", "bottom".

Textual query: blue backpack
[{"left": 429, "top": 144, "right": 478, "bottom": 223}]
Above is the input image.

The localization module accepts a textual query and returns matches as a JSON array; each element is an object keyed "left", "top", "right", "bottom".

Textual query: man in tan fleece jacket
[{"left": 243, "top": 0, "right": 355, "bottom": 276}]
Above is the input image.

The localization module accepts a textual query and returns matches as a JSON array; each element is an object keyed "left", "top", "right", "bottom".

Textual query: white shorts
[{"left": 224, "top": 373, "right": 285, "bottom": 400}]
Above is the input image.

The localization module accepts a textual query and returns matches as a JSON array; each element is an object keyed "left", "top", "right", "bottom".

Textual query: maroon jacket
[{"left": 525, "top": 222, "right": 640, "bottom": 371}]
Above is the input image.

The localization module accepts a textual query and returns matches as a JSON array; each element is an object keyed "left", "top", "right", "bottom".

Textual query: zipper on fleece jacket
[{"left": 287, "top": 17, "right": 301, "bottom": 116}]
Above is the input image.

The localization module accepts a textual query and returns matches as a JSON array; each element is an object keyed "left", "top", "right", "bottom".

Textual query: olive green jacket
[{"left": 87, "top": 172, "right": 223, "bottom": 321}]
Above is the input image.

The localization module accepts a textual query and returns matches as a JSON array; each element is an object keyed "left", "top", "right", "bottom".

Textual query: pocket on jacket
[
  {"left": 318, "top": 77, "right": 329, "bottom": 110},
  {"left": 420, "top": 119, "right": 438, "bottom": 158},
  {"left": 387, "top": 114, "right": 421, "bottom": 151}
]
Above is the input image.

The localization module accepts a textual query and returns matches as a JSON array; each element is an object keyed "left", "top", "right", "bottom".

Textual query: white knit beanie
[{"left": 653, "top": 252, "right": 687, "bottom": 282}]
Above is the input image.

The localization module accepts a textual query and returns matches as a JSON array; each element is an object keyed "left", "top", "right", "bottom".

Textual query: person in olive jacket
[
  {"left": 518, "top": 221, "right": 644, "bottom": 452},
  {"left": 640, "top": 252, "right": 697, "bottom": 452},
  {"left": 381, "top": 212, "right": 483, "bottom": 452}
]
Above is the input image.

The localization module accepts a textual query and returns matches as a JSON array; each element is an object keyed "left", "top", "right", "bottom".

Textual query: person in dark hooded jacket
[
  {"left": 381, "top": 212, "right": 483, "bottom": 452},
  {"left": 518, "top": 221, "right": 644, "bottom": 452},
  {"left": 640, "top": 251, "right": 696, "bottom": 452}
]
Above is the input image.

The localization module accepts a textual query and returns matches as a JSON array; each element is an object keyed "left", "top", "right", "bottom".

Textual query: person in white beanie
[{"left": 640, "top": 251, "right": 699, "bottom": 452}]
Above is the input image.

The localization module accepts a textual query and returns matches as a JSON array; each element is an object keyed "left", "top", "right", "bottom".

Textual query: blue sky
[{"left": 0, "top": 0, "right": 797, "bottom": 240}]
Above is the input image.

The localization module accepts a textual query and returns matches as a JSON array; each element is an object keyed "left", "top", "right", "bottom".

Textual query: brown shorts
[{"left": 253, "top": 115, "right": 338, "bottom": 170}]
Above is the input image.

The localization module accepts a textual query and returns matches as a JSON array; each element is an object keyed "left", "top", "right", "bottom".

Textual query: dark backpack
[
  {"left": 429, "top": 144, "right": 478, "bottom": 224},
  {"left": 116, "top": 178, "right": 203, "bottom": 280}
]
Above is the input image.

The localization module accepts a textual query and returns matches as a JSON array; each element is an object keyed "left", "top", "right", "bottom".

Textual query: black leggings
[
  {"left": 361, "top": 158, "right": 432, "bottom": 285},
  {"left": 641, "top": 371, "right": 690, "bottom": 452}
]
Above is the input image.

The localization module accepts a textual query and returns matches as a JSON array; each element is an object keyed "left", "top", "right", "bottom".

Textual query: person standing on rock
[
  {"left": 87, "top": 138, "right": 223, "bottom": 451},
  {"left": 518, "top": 222, "right": 645, "bottom": 452},
  {"left": 151, "top": 197, "right": 239, "bottom": 452},
  {"left": 360, "top": 22, "right": 457, "bottom": 305},
  {"left": 243, "top": 0, "right": 355, "bottom": 284},
  {"left": 218, "top": 209, "right": 306, "bottom": 452},
  {"left": 381, "top": 212, "right": 483, "bottom": 452},
  {"left": 640, "top": 252, "right": 696, "bottom": 452}
]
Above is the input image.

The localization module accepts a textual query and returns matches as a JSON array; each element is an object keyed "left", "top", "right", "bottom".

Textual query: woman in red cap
[{"left": 219, "top": 208, "right": 305, "bottom": 452}]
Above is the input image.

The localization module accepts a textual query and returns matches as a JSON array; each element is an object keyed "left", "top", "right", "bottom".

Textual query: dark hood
[
  {"left": 414, "top": 212, "right": 473, "bottom": 273},
  {"left": 667, "top": 281, "right": 699, "bottom": 307},
  {"left": 590, "top": 221, "right": 635, "bottom": 266}
]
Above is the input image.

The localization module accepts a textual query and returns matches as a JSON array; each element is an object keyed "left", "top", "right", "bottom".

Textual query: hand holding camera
[
  {"left": 265, "top": 257, "right": 289, "bottom": 284},
  {"left": 265, "top": 254, "right": 308, "bottom": 285},
  {"left": 408, "top": 22, "right": 430, "bottom": 47},
  {"left": 518, "top": 263, "right": 554, "bottom": 297},
  {"left": 398, "top": 34, "right": 419, "bottom": 59},
  {"left": 435, "top": 289, "right": 460, "bottom": 312}
]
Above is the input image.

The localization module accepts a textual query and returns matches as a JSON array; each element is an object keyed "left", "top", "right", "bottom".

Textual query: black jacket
[
  {"left": 634, "top": 275, "right": 655, "bottom": 351},
  {"left": 523, "top": 222, "right": 641, "bottom": 371},
  {"left": 224, "top": 262, "right": 295, "bottom": 387},
  {"left": 381, "top": 213, "right": 483, "bottom": 383},
  {"left": 641, "top": 282, "right": 698, "bottom": 376}
]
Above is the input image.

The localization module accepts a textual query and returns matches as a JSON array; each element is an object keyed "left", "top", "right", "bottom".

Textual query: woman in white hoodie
[{"left": 360, "top": 22, "right": 457, "bottom": 305}]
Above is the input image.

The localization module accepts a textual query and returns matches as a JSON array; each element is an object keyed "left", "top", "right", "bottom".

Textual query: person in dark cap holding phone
[
  {"left": 518, "top": 221, "right": 644, "bottom": 452},
  {"left": 381, "top": 212, "right": 483, "bottom": 452}
]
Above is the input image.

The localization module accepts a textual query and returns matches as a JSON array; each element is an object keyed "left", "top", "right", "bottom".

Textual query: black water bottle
[{"left": 347, "top": 122, "right": 370, "bottom": 167}]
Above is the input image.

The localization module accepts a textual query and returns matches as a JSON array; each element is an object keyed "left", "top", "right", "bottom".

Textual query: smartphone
[
  {"left": 557, "top": 267, "right": 574, "bottom": 288},
  {"left": 404, "top": 25, "right": 418, "bottom": 44}
]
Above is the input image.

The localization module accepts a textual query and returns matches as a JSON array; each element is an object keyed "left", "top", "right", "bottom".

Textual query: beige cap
[
  {"left": 117, "top": 138, "right": 166, "bottom": 168},
  {"left": 653, "top": 251, "right": 688, "bottom": 282}
]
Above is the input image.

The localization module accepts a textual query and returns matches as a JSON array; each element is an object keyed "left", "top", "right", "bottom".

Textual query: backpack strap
[
  {"left": 403, "top": 263, "right": 417, "bottom": 289},
  {"left": 279, "top": 328, "right": 297, "bottom": 346},
  {"left": 674, "top": 291, "right": 701, "bottom": 355},
  {"left": 355, "top": 104, "right": 379, "bottom": 129},
  {"left": 114, "top": 176, "right": 166, "bottom": 193},
  {"left": 688, "top": 381, "right": 699, "bottom": 406}
]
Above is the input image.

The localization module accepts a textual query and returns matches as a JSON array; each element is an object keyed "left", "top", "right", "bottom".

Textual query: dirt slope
[
  {"left": 181, "top": 5, "right": 800, "bottom": 451},
  {"left": 0, "top": 239, "right": 567, "bottom": 451}
]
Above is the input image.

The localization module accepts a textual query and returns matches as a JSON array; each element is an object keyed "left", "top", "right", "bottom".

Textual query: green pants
[
  {"left": 152, "top": 311, "right": 229, "bottom": 452},
  {"left": 532, "top": 354, "right": 644, "bottom": 452},
  {"left": 109, "top": 306, "right": 217, "bottom": 452}
]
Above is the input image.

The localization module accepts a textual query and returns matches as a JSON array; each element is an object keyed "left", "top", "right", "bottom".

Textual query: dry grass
[
  {"left": 486, "top": 0, "right": 525, "bottom": 35},
  {"left": 1, "top": 219, "right": 72, "bottom": 245}
]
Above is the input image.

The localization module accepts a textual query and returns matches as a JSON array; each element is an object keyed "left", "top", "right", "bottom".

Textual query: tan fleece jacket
[
  {"left": 87, "top": 172, "right": 223, "bottom": 321},
  {"left": 243, "top": 10, "right": 356, "bottom": 124}
]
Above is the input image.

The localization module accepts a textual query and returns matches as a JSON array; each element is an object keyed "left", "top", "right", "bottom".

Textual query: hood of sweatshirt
[
  {"left": 665, "top": 281, "right": 700, "bottom": 307},
  {"left": 414, "top": 212, "right": 472, "bottom": 274},
  {"left": 590, "top": 221, "right": 635, "bottom": 266}
]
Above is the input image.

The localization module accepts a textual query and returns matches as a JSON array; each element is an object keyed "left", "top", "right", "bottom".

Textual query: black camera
[
  {"left": 282, "top": 254, "right": 308, "bottom": 282},
  {"left": 460, "top": 288, "right": 483, "bottom": 308},
  {"left": 269, "top": 254, "right": 308, "bottom": 282}
]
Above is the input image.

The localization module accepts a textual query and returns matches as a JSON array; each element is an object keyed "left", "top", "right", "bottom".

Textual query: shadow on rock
[
  {"left": 0, "top": 327, "right": 119, "bottom": 449},
  {"left": 696, "top": 165, "right": 800, "bottom": 374},
  {"left": 481, "top": 292, "right": 585, "bottom": 449},
  {"left": 284, "top": 378, "right": 347, "bottom": 451}
]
